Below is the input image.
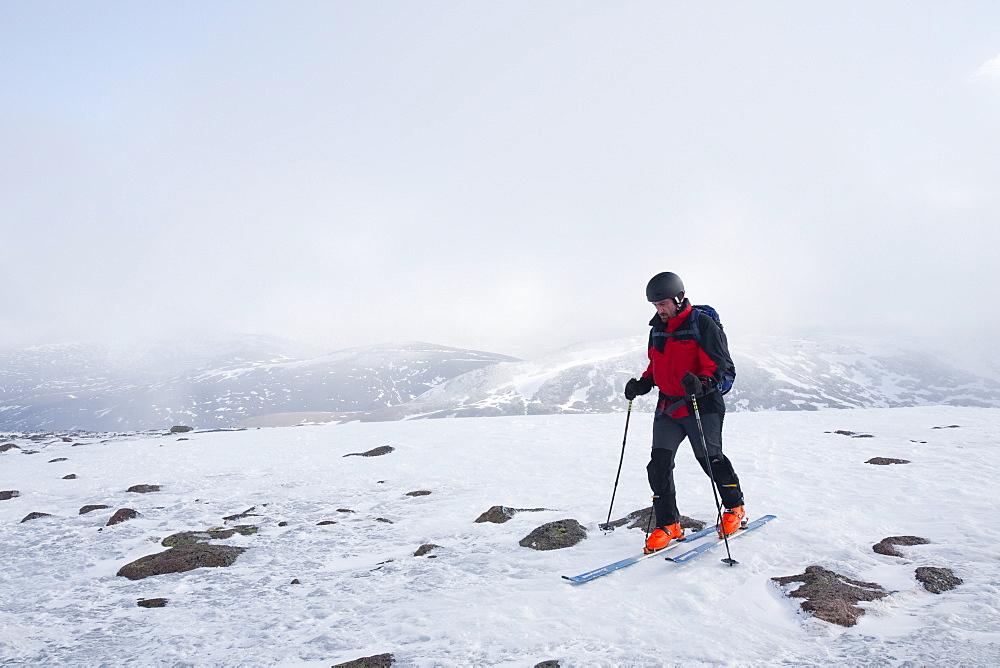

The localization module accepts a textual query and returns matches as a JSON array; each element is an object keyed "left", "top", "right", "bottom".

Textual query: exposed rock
[
  {"left": 829, "top": 430, "right": 873, "bottom": 437},
  {"left": 414, "top": 543, "right": 441, "bottom": 557},
  {"left": 80, "top": 504, "right": 111, "bottom": 514},
  {"left": 915, "top": 566, "right": 963, "bottom": 594},
  {"left": 607, "top": 506, "right": 707, "bottom": 532},
  {"left": 344, "top": 445, "right": 395, "bottom": 457},
  {"left": 290, "top": 578, "right": 301, "bottom": 584},
  {"left": 0, "top": 490, "right": 20, "bottom": 501},
  {"left": 519, "top": 519, "right": 587, "bottom": 551},
  {"left": 0, "top": 443, "right": 20, "bottom": 453},
  {"left": 535, "top": 662, "right": 561, "bottom": 668},
  {"left": 474, "top": 505, "right": 548, "bottom": 524},
  {"left": 107, "top": 508, "right": 141, "bottom": 526},
  {"left": 317, "top": 520, "right": 337, "bottom": 526},
  {"left": 223, "top": 506, "right": 261, "bottom": 521},
  {"left": 872, "top": 535, "right": 930, "bottom": 557},
  {"left": 169, "top": 426, "right": 194, "bottom": 433},
  {"left": 332, "top": 653, "right": 394, "bottom": 668},
  {"left": 48, "top": 457, "right": 68, "bottom": 463},
  {"left": 337, "top": 508, "right": 356, "bottom": 513},
  {"left": 772, "top": 565, "right": 890, "bottom": 627},
  {"left": 278, "top": 521, "right": 289, "bottom": 527},
  {"left": 62, "top": 474, "right": 78, "bottom": 480},
  {"left": 375, "top": 517, "right": 393, "bottom": 523},
  {"left": 21, "top": 512, "right": 53, "bottom": 523},
  {"left": 161, "top": 525, "right": 258, "bottom": 547},
  {"left": 137, "top": 598, "right": 168, "bottom": 608},
  {"left": 866, "top": 457, "right": 911, "bottom": 465},
  {"left": 931, "top": 425, "right": 961, "bottom": 429},
  {"left": 405, "top": 490, "right": 431, "bottom": 497},
  {"left": 127, "top": 484, "right": 161, "bottom": 493},
  {"left": 117, "top": 544, "right": 247, "bottom": 580}
]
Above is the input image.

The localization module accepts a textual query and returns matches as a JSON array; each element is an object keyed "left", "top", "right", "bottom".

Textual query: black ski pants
[{"left": 647, "top": 411, "right": 744, "bottom": 528}]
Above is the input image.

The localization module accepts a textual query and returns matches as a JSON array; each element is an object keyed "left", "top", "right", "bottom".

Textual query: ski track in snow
[{"left": 1, "top": 407, "right": 999, "bottom": 666}]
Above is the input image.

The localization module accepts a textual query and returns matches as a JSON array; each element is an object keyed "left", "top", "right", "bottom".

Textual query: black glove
[
  {"left": 624, "top": 376, "right": 654, "bottom": 400},
  {"left": 681, "top": 372, "right": 707, "bottom": 397}
]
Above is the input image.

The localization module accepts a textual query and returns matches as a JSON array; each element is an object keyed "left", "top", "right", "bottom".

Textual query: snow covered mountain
[
  {"left": 1, "top": 333, "right": 998, "bottom": 432},
  {"left": 358, "top": 333, "right": 1000, "bottom": 421},
  {"left": 0, "top": 338, "right": 516, "bottom": 432}
]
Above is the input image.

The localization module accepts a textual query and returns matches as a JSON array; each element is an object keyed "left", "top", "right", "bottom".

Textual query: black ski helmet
[{"left": 646, "top": 272, "right": 684, "bottom": 303}]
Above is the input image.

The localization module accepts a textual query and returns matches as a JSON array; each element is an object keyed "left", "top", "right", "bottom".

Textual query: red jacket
[{"left": 642, "top": 302, "right": 727, "bottom": 418}]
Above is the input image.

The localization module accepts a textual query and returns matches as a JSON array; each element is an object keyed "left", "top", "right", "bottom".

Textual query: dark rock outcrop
[
  {"left": 332, "top": 653, "right": 394, "bottom": 668},
  {"left": 161, "top": 525, "right": 258, "bottom": 547},
  {"left": 117, "top": 544, "right": 247, "bottom": 580},
  {"left": 80, "top": 504, "right": 111, "bottom": 514},
  {"left": 414, "top": 543, "right": 440, "bottom": 557},
  {"left": 519, "top": 519, "right": 587, "bottom": 551},
  {"left": 223, "top": 507, "right": 261, "bottom": 521},
  {"left": 169, "top": 426, "right": 193, "bottom": 433},
  {"left": 872, "top": 535, "right": 929, "bottom": 557},
  {"left": 0, "top": 490, "right": 20, "bottom": 501},
  {"left": 107, "top": 508, "right": 141, "bottom": 526},
  {"left": 772, "top": 565, "right": 890, "bottom": 627},
  {"left": 0, "top": 443, "right": 20, "bottom": 453},
  {"left": 127, "top": 484, "right": 161, "bottom": 493},
  {"left": 607, "top": 506, "right": 707, "bottom": 532},
  {"left": 866, "top": 457, "right": 910, "bottom": 465},
  {"left": 474, "top": 505, "right": 548, "bottom": 524},
  {"left": 915, "top": 566, "right": 963, "bottom": 594},
  {"left": 62, "top": 474, "right": 78, "bottom": 479},
  {"left": 405, "top": 490, "right": 431, "bottom": 497},
  {"left": 344, "top": 445, "right": 395, "bottom": 457},
  {"left": 21, "top": 512, "right": 52, "bottom": 523},
  {"left": 137, "top": 598, "right": 168, "bottom": 608},
  {"left": 48, "top": 457, "right": 68, "bottom": 463}
]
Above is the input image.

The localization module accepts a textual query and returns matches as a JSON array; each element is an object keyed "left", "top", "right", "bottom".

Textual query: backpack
[{"left": 688, "top": 305, "right": 736, "bottom": 395}]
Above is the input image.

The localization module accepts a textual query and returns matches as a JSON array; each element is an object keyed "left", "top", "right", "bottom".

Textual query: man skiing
[{"left": 624, "top": 271, "right": 746, "bottom": 554}]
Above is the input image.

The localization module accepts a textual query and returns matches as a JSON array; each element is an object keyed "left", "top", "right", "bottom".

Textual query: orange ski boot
[
  {"left": 644, "top": 523, "right": 684, "bottom": 554},
  {"left": 718, "top": 506, "right": 747, "bottom": 537}
]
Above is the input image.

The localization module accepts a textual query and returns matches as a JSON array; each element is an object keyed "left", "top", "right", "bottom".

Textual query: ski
[
  {"left": 666, "top": 514, "right": 777, "bottom": 564},
  {"left": 562, "top": 524, "right": 718, "bottom": 584}
]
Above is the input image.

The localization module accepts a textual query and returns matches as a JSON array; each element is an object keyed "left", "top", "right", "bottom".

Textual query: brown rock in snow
[
  {"left": 772, "top": 565, "right": 890, "bottom": 627},
  {"left": 519, "top": 519, "right": 587, "bottom": 551}
]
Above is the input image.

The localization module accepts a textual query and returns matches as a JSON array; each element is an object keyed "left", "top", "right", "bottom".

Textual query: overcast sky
[{"left": 3, "top": 2, "right": 1000, "bottom": 358}]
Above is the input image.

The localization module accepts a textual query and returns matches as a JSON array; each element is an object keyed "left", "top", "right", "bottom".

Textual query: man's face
[{"left": 652, "top": 298, "right": 678, "bottom": 321}]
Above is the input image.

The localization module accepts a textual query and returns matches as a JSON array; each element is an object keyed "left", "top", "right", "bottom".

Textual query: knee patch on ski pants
[{"left": 647, "top": 447, "right": 676, "bottom": 483}]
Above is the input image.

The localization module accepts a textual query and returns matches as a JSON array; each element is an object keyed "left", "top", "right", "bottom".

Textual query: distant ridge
[{"left": 1, "top": 333, "right": 998, "bottom": 432}]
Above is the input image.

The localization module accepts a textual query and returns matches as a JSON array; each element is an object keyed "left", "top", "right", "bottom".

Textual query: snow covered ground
[{"left": 1, "top": 406, "right": 998, "bottom": 666}]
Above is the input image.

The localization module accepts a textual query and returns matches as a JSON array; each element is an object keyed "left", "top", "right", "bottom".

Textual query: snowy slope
[{"left": 1, "top": 407, "right": 998, "bottom": 665}]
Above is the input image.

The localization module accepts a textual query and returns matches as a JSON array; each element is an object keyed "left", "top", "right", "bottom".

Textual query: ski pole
[
  {"left": 690, "top": 395, "right": 738, "bottom": 566},
  {"left": 598, "top": 399, "right": 632, "bottom": 532}
]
